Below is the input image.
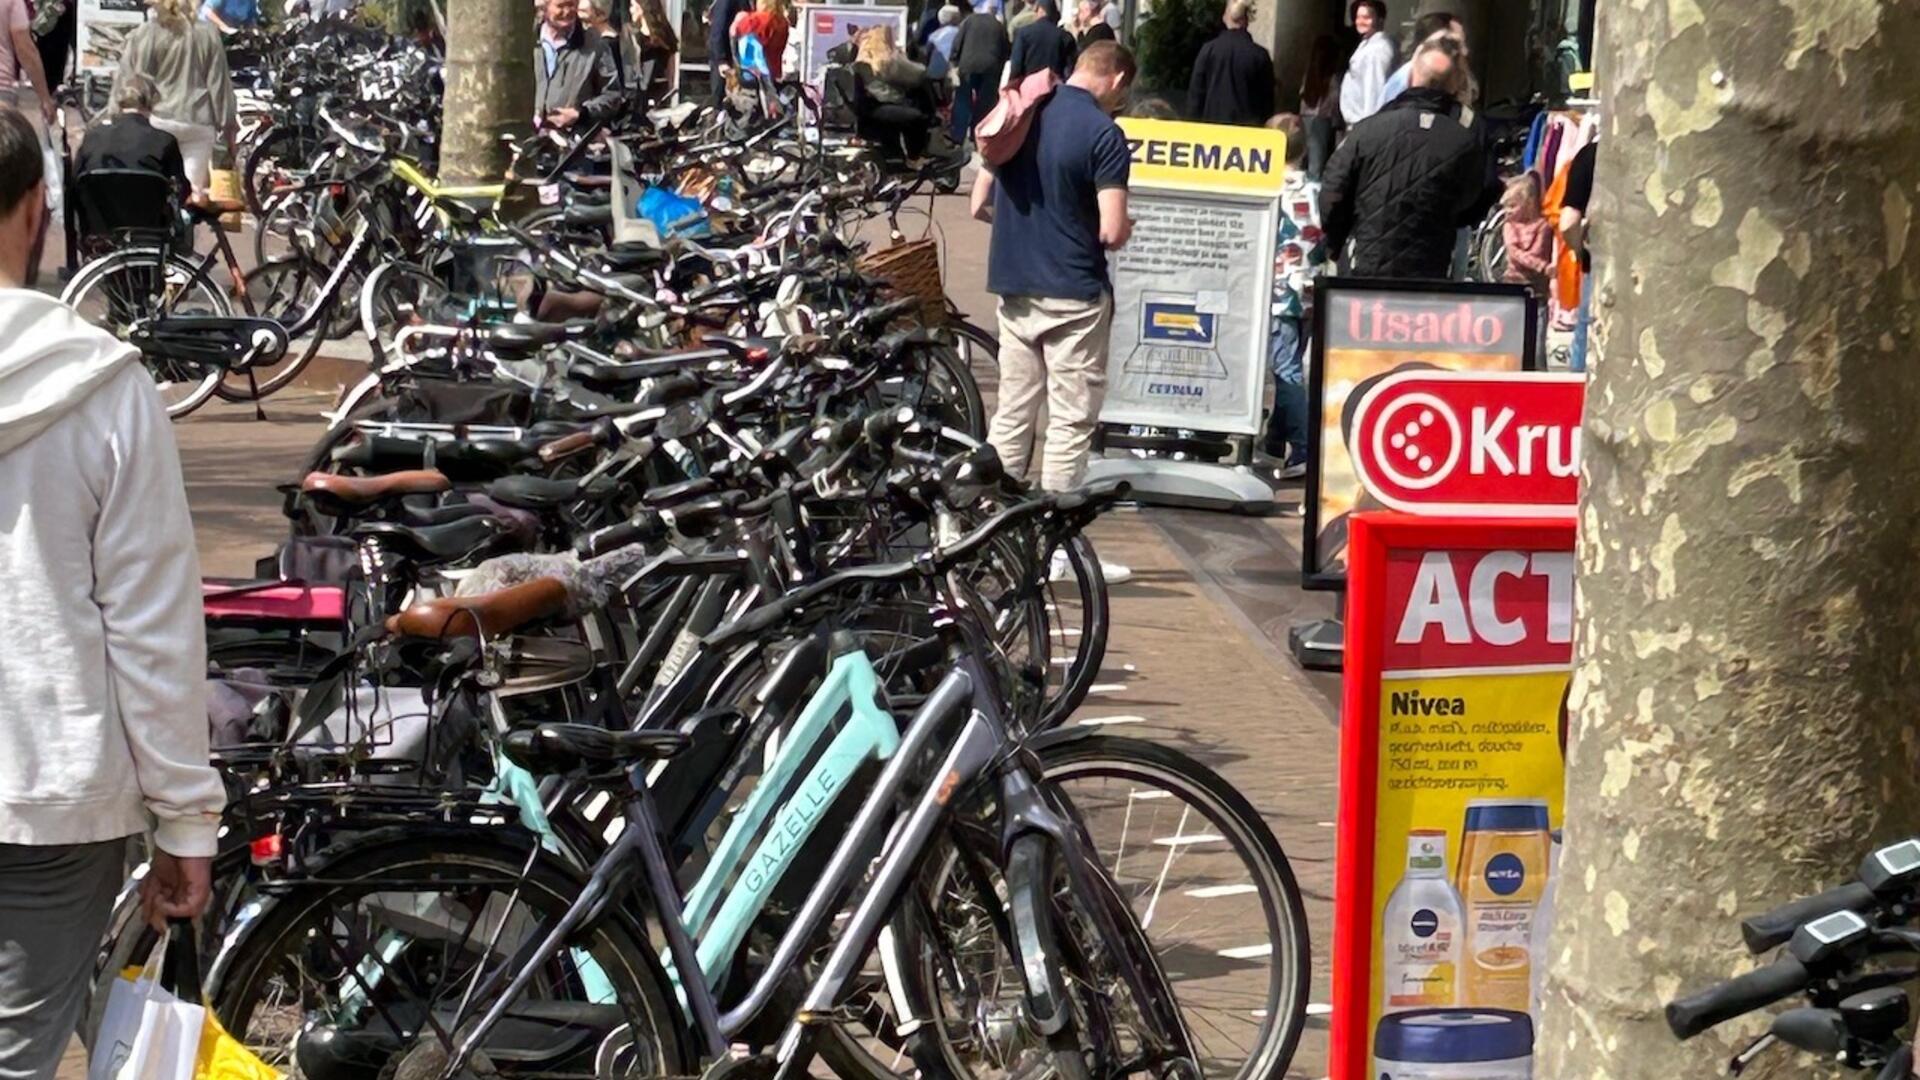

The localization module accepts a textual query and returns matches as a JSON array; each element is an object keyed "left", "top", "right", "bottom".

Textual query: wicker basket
[
  {"left": 858, "top": 238, "right": 947, "bottom": 326},
  {"left": 208, "top": 168, "right": 245, "bottom": 232}
]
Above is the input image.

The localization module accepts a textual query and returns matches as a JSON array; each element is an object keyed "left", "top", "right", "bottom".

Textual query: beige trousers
[{"left": 987, "top": 293, "right": 1113, "bottom": 492}]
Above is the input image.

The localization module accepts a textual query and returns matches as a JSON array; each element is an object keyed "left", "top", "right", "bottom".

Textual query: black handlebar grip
[
  {"left": 1875, "top": 1044, "right": 1913, "bottom": 1080},
  {"left": 1665, "top": 956, "right": 1812, "bottom": 1040},
  {"left": 1771, "top": 1008, "right": 1847, "bottom": 1055},
  {"left": 664, "top": 491, "right": 748, "bottom": 537},
  {"left": 576, "top": 511, "right": 666, "bottom": 558},
  {"left": 863, "top": 406, "right": 913, "bottom": 450},
  {"left": 823, "top": 182, "right": 866, "bottom": 201},
  {"left": 1742, "top": 882, "right": 1878, "bottom": 953}
]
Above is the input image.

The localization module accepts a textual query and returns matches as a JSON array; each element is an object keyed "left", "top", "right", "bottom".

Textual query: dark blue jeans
[
  {"left": 953, "top": 71, "right": 998, "bottom": 143},
  {"left": 1265, "top": 316, "right": 1309, "bottom": 465}
]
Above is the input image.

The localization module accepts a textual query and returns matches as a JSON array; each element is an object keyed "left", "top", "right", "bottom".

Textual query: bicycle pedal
[{"left": 699, "top": 1052, "right": 777, "bottom": 1080}]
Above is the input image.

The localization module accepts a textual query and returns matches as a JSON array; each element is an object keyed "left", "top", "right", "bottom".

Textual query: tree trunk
[
  {"left": 1541, "top": 1, "right": 1920, "bottom": 1077},
  {"left": 439, "top": 0, "right": 533, "bottom": 184}
]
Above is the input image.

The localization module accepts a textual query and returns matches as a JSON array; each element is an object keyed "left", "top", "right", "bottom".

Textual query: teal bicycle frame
[{"left": 677, "top": 645, "right": 901, "bottom": 987}]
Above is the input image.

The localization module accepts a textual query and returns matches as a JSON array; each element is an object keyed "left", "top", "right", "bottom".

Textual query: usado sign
[{"left": 1349, "top": 371, "right": 1585, "bottom": 518}]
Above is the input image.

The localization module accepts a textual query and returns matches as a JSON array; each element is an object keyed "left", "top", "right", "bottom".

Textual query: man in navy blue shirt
[{"left": 971, "top": 40, "right": 1134, "bottom": 496}]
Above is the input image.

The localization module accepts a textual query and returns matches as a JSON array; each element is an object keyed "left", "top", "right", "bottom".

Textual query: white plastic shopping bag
[{"left": 88, "top": 930, "right": 203, "bottom": 1080}]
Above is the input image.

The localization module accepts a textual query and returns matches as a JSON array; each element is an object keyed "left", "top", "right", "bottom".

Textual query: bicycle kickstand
[{"left": 244, "top": 363, "right": 267, "bottom": 422}]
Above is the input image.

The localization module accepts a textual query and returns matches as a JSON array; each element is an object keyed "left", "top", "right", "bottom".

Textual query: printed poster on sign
[
  {"left": 1304, "top": 279, "right": 1538, "bottom": 587},
  {"left": 1102, "top": 118, "right": 1285, "bottom": 434},
  {"left": 77, "top": 0, "right": 147, "bottom": 74},
  {"left": 795, "top": 3, "right": 908, "bottom": 91},
  {"left": 1333, "top": 515, "right": 1572, "bottom": 1080}
]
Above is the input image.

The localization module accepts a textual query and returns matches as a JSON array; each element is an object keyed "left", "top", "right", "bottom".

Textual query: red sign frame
[
  {"left": 1331, "top": 511, "right": 1577, "bottom": 1080},
  {"left": 1349, "top": 371, "right": 1584, "bottom": 518}
]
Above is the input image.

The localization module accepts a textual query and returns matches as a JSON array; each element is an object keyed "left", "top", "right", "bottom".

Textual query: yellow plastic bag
[{"left": 194, "top": 1010, "right": 282, "bottom": 1080}]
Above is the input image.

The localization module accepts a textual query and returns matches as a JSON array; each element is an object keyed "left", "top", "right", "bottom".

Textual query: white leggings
[{"left": 149, "top": 116, "right": 216, "bottom": 196}]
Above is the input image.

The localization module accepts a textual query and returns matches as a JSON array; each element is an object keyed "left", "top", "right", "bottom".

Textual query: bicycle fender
[{"left": 1005, "top": 832, "right": 1069, "bottom": 1036}]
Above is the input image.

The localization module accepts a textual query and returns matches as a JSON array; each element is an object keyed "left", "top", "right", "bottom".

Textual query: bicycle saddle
[
  {"left": 482, "top": 320, "right": 596, "bottom": 354},
  {"left": 485, "top": 473, "right": 617, "bottom": 512},
  {"left": 301, "top": 469, "right": 451, "bottom": 504},
  {"left": 601, "top": 242, "right": 666, "bottom": 272},
  {"left": 386, "top": 576, "right": 571, "bottom": 641},
  {"left": 352, "top": 514, "right": 515, "bottom": 562},
  {"left": 501, "top": 723, "right": 688, "bottom": 775}
]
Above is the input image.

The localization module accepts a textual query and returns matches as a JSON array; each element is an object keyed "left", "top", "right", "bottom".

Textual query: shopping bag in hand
[{"left": 88, "top": 922, "right": 282, "bottom": 1080}]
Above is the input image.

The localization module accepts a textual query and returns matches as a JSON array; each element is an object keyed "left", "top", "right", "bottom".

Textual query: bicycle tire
[
  {"left": 241, "top": 123, "right": 313, "bottom": 217},
  {"left": 209, "top": 824, "right": 694, "bottom": 1077},
  {"left": 62, "top": 248, "right": 229, "bottom": 419},
  {"left": 360, "top": 259, "right": 455, "bottom": 369},
  {"left": 825, "top": 734, "right": 1310, "bottom": 1080},
  {"left": 1039, "top": 532, "right": 1109, "bottom": 727}
]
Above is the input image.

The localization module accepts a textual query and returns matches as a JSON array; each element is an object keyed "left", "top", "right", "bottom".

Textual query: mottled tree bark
[
  {"left": 1541, "top": 1, "right": 1920, "bottom": 1077},
  {"left": 440, "top": 0, "right": 534, "bottom": 184}
]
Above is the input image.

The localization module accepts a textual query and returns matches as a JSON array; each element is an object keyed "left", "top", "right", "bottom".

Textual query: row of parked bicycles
[{"left": 60, "top": 25, "right": 1315, "bottom": 1080}]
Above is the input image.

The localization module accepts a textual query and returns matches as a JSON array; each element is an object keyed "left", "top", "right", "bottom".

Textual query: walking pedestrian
[
  {"left": 1319, "top": 35, "right": 1485, "bottom": 279},
  {"left": 621, "top": 0, "right": 678, "bottom": 109},
  {"left": 1379, "top": 9, "right": 1461, "bottom": 106},
  {"left": 1298, "top": 33, "right": 1342, "bottom": 180},
  {"left": 1338, "top": 0, "right": 1391, "bottom": 125},
  {"left": 1185, "top": 0, "right": 1272, "bottom": 127},
  {"left": 948, "top": 0, "right": 1008, "bottom": 142},
  {"left": 1007, "top": 0, "right": 1073, "bottom": 80},
  {"left": 111, "top": 0, "right": 237, "bottom": 197},
  {"left": 1263, "top": 113, "right": 1324, "bottom": 477},
  {"left": 706, "top": 0, "right": 752, "bottom": 103},
  {"left": 1557, "top": 138, "right": 1596, "bottom": 371},
  {"left": 972, "top": 40, "right": 1133, "bottom": 496},
  {"left": 0, "top": 103, "right": 224, "bottom": 1080},
  {"left": 1074, "top": 0, "right": 1111, "bottom": 47},
  {"left": 927, "top": 3, "right": 962, "bottom": 77},
  {"left": 535, "top": 0, "right": 623, "bottom": 128}
]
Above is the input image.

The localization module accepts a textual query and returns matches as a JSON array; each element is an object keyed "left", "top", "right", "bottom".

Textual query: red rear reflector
[{"left": 250, "top": 833, "right": 283, "bottom": 865}]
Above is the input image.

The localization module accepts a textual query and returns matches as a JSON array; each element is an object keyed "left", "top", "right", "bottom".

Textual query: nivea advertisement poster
[{"left": 1334, "top": 518, "right": 1573, "bottom": 1080}]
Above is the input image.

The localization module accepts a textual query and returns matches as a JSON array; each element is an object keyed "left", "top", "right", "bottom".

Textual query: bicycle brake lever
[{"left": 1729, "top": 1032, "right": 1776, "bottom": 1076}]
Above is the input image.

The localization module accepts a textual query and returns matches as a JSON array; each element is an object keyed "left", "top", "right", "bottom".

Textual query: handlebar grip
[
  {"left": 854, "top": 296, "right": 923, "bottom": 329},
  {"left": 863, "top": 406, "right": 913, "bottom": 450},
  {"left": 663, "top": 492, "right": 747, "bottom": 538},
  {"left": 1771, "top": 1008, "right": 1846, "bottom": 1055},
  {"left": 575, "top": 510, "right": 666, "bottom": 558},
  {"left": 1876, "top": 1044, "right": 1913, "bottom": 1080},
  {"left": 1666, "top": 956, "right": 1811, "bottom": 1040},
  {"left": 1743, "top": 882, "right": 1878, "bottom": 953},
  {"left": 822, "top": 182, "right": 867, "bottom": 201}
]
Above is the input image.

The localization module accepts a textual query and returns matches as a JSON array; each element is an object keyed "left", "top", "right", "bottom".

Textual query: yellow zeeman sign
[{"left": 1118, "top": 117, "right": 1289, "bottom": 197}]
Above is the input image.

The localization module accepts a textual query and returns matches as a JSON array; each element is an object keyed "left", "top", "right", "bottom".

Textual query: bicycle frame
[{"left": 441, "top": 625, "right": 1114, "bottom": 1077}]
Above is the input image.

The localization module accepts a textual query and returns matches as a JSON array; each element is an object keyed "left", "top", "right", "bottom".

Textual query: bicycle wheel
[
  {"left": 1039, "top": 532, "right": 1109, "bottom": 727},
  {"left": 829, "top": 735, "right": 1309, "bottom": 1080},
  {"left": 215, "top": 255, "right": 331, "bottom": 400},
  {"left": 1040, "top": 737, "right": 1310, "bottom": 1078},
  {"left": 242, "top": 123, "right": 318, "bottom": 216},
  {"left": 876, "top": 337, "right": 988, "bottom": 440},
  {"left": 938, "top": 318, "right": 1000, "bottom": 412},
  {"left": 62, "top": 248, "right": 229, "bottom": 418},
  {"left": 210, "top": 825, "right": 692, "bottom": 1078},
  {"left": 361, "top": 259, "right": 455, "bottom": 369}
]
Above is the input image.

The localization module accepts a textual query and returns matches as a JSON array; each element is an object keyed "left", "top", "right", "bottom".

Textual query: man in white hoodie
[{"left": 0, "top": 104, "right": 224, "bottom": 1080}]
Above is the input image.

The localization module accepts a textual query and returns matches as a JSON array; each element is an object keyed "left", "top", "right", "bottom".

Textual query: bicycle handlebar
[
  {"left": 1667, "top": 956, "right": 1812, "bottom": 1040},
  {"left": 1746, "top": 882, "right": 1881, "bottom": 953}
]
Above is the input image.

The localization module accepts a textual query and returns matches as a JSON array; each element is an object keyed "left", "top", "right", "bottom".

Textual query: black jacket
[
  {"left": 1008, "top": 17, "right": 1074, "bottom": 79},
  {"left": 1186, "top": 27, "right": 1272, "bottom": 127},
  {"left": 1077, "top": 20, "right": 1113, "bottom": 48},
  {"left": 950, "top": 11, "right": 1009, "bottom": 77},
  {"left": 535, "top": 22, "right": 624, "bottom": 122},
  {"left": 75, "top": 113, "right": 188, "bottom": 199},
  {"left": 707, "top": 0, "right": 752, "bottom": 65},
  {"left": 1319, "top": 86, "right": 1487, "bottom": 279}
]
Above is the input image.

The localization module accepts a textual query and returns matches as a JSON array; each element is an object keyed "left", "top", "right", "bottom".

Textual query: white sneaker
[
  {"left": 1048, "top": 550, "right": 1135, "bottom": 585},
  {"left": 1278, "top": 461, "right": 1308, "bottom": 480}
]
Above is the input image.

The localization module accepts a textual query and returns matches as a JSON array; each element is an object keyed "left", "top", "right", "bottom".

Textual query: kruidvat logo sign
[{"left": 1349, "top": 371, "right": 1586, "bottom": 518}]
